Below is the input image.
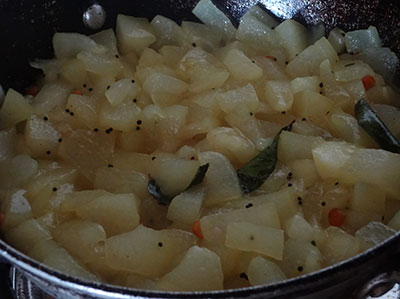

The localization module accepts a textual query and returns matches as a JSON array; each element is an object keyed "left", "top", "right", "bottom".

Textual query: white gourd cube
[
  {"left": 60, "top": 59, "right": 88, "bottom": 85},
  {"left": 293, "top": 90, "right": 334, "bottom": 126},
  {"left": 77, "top": 51, "right": 121, "bottom": 76},
  {"left": 0, "top": 155, "right": 38, "bottom": 190},
  {"left": 181, "top": 21, "right": 223, "bottom": 51},
  {"left": 312, "top": 142, "right": 400, "bottom": 197},
  {"left": 351, "top": 182, "right": 386, "bottom": 215},
  {"left": 105, "top": 225, "right": 196, "bottom": 277},
  {"left": 28, "top": 239, "right": 62, "bottom": 262},
  {"left": 143, "top": 72, "right": 188, "bottom": 106},
  {"left": 327, "top": 110, "right": 376, "bottom": 147},
  {"left": 222, "top": 48, "right": 263, "bottom": 81},
  {"left": 328, "top": 27, "right": 346, "bottom": 54},
  {"left": 225, "top": 222, "right": 284, "bottom": 260},
  {"left": 344, "top": 26, "right": 382, "bottom": 53},
  {"left": 286, "top": 37, "right": 338, "bottom": 78},
  {"left": 388, "top": 211, "right": 400, "bottom": 230},
  {"left": 322, "top": 226, "right": 361, "bottom": 265},
  {"left": 24, "top": 115, "right": 60, "bottom": 158},
  {"left": 249, "top": 188, "right": 299, "bottom": 224},
  {"left": 149, "top": 157, "right": 200, "bottom": 197},
  {"left": 5, "top": 219, "right": 51, "bottom": 254},
  {"left": 192, "top": 0, "right": 236, "bottom": 42},
  {"left": 198, "top": 151, "right": 242, "bottom": 207},
  {"left": 151, "top": 15, "right": 187, "bottom": 48},
  {"left": 284, "top": 213, "right": 315, "bottom": 241},
  {"left": 278, "top": 131, "right": 324, "bottom": 163},
  {"left": 66, "top": 94, "right": 98, "bottom": 130},
  {"left": 53, "top": 220, "right": 106, "bottom": 263},
  {"left": 98, "top": 99, "right": 141, "bottom": 132},
  {"left": 264, "top": 80, "right": 294, "bottom": 112},
  {"left": 274, "top": 20, "right": 309, "bottom": 60},
  {"left": 0, "top": 127, "right": 16, "bottom": 161},
  {"left": 247, "top": 256, "right": 286, "bottom": 286},
  {"left": 52, "top": 32, "right": 105, "bottom": 59},
  {"left": 32, "top": 83, "right": 71, "bottom": 114},
  {"left": 288, "top": 159, "right": 320, "bottom": 187},
  {"left": 280, "top": 239, "right": 322, "bottom": 277},
  {"left": 236, "top": 14, "right": 278, "bottom": 50},
  {"left": 157, "top": 246, "right": 224, "bottom": 291},
  {"left": 43, "top": 247, "right": 98, "bottom": 281},
  {"left": 167, "top": 186, "right": 205, "bottom": 225},
  {"left": 94, "top": 166, "right": 148, "bottom": 199},
  {"left": 290, "top": 76, "right": 321, "bottom": 94},
  {"left": 116, "top": 15, "right": 156, "bottom": 55},
  {"left": 105, "top": 78, "right": 141, "bottom": 106},
  {"left": 0, "top": 89, "right": 33, "bottom": 130},
  {"left": 2, "top": 189, "right": 32, "bottom": 231},
  {"left": 200, "top": 202, "right": 281, "bottom": 244},
  {"left": 206, "top": 127, "right": 257, "bottom": 164},
  {"left": 90, "top": 29, "right": 118, "bottom": 54},
  {"left": 60, "top": 191, "right": 141, "bottom": 236},
  {"left": 217, "top": 83, "right": 259, "bottom": 114}
]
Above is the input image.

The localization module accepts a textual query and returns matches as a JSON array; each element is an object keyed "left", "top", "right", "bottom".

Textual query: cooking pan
[{"left": 0, "top": 0, "right": 400, "bottom": 298}]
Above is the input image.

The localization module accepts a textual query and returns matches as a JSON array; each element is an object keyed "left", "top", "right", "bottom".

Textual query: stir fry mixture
[{"left": 0, "top": 0, "right": 400, "bottom": 291}]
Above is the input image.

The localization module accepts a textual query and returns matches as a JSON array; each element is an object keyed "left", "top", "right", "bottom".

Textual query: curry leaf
[
  {"left": 148, "top": 163, "right": 209, "bottom": 205},
  {"left": 237, "top": 121, "right": 294, "bottom": 193},
  {"left": 355, "top": 98, "right": 400, "bottom": 154}
]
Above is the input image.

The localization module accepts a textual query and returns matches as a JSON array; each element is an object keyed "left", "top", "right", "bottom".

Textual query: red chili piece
[
  {"left": 328, "top": 208, "right": 346, "bottom": 227},
  {"left": 361, "top": 75, "right": 376, "bottom": 91}
]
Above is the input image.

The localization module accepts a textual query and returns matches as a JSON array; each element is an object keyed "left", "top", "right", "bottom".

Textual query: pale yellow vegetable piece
[
  {"left": 388, "top": 211, "right": 400, "bottom": 231},
  {"left": 0, "top": 155, "right": 38, "bottom": 190},
  {"left": 247, "top": 256, "right": 287, "bottom": 286},
  {"left": 24, "top": 115, "right": 60, "bottom": 158},
  {"left": 28, "top": 239, "right": 62, "bottom": 262},
  {"left": 65, "top": 94, "right": 98, "bottom": 130},
  {"left": 222, "top": 48, "right": 263, "bottom": 81},
  {"left": 151, "top": 15, "right": 187, "bottom": 48},
  {"left": 278, "top": 131, "right": 324, "bottom": 163},
  {"left": 280, "top": 239, "right": 322, "bottom": 277},
  {"left": 0, "top": 89, "right": 33, "bottom": 130},
  {"left": 274, "top": 20, "right": 308, "bottom": 60},
  {"left": 290, "top": 76, "right": 321, "bottom": 94},
  {"left": 198, "top": 151, "right": 242, "bottom": 207},
  {"left": 149, "top": 156, "right": 200, "bottom": 197},
  {"left": 217, "top": 83, "right": 259, "bottom": 114},
  {"left": 312, "top": 141, "right": 400, "bottom": 197},
  {"left": 351, "top": 182, "right": 386, "bottom": 215},
  {"left": 32, "top": 83, "right": 71, "bottom": 114},
  {"left": 284, "top": 213, "right": 317, "bottom": 242},
  {"left": 116, "top": 14, "right": 156, "bottom": 55},
  {"left": 2, "top": 189, "right": 32, "bottom": 231},
  {"left": 293, "top": 90, "right": 334, "bottom": 126},
  {"left": 43, "top": 247, "right": 99, "bottom": 281},
  {"left": 105, "top": 78, "right": 141, "bottom": 106},
  {"left": 5, "top": 219, "right": 51, "bottom": 254},
  {"left": 0, "top": 127, "right": 16, "bottom": 161},
  {"left": 264, "top": 80, "right": 294, "bottom": 113},
  {"left": 105, "top": 225, "right": 196, "bottom": 278},
  {"left": 167, "top": 186, "right": 205, "bottom": 225},
  {"left": 286, "top": 37, "right": 338, "bottom": 77},
  {"left": 53, "top": 220, "right": 106, "bottom": 264},
  {"left": 206, "top": 127, "right": 257, "bottom": 164},
  {"left": 52, "top": 32, "right": 104, "bottom": 59},
  {"left": 225, "top": 222, "right": 284, "bottom": 260},
  {"left": 158, "top": 246, "right": 223, "bottom": 291},
  {"left": 288, "top": 159, "right": 320, "bottom": 187},
  {"left": 60, "top": 191, "right": 140, "bottom": 237},
  {"left": 98, "top": 99, "right": 141, "bottom": 132},
  {"left": 201, "top": 202, "right": 281, "bottom": 244},
  {"left": 321, "top": 226, "right": 361, "bottom": 265}
]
